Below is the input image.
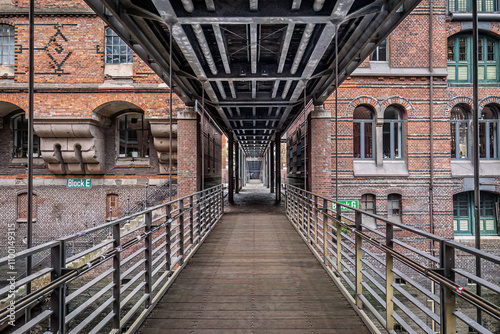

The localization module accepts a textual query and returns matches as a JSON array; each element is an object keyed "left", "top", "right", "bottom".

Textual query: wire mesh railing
[
  {"left": 0, "top": 184, "right": 224, "bottom": 333},
  {"left": 283, "top": 184, "right": 500, "bottom": 334}
]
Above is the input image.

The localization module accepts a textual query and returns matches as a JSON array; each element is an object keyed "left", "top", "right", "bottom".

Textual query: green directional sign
[
  {"left": 332, "top": 200, "right": 359, "bottom": 211},
  {"left": 67, "top": 178, "right": 92, "bottom": 189}
]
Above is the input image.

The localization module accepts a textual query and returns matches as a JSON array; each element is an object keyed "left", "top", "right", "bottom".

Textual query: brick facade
[{"left": 0, "top": 0, "right": 221, "bottom": 255}]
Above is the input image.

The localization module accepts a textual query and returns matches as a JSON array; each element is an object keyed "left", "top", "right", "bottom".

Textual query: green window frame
[
  {"left": 449, "top": 0, "right": 497, "bottom": 12},
  {"left": 448, "top": 35, "right": 499, "bottom": 83},
  {"left": 453, "top": 192, "right": 499, "bottom": 236}
]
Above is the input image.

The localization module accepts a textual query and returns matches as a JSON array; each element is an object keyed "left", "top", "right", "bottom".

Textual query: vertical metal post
[
  {"left": 190, "top": 195, "right": 194, "bottom": 245},
  {"left": 275, "top": 134, "right": 281, "bottom": 202},
  {"left": 220, "top": 185, "right": 224, "bottom": 215},
  {"left": 441, "top": 241, "right": 457, "bottom": 333},
  {"left": 307, "top": 193, "right": 311, "bottom": 242},
  {"left": 235, "top": 142, "right": 240, "bottom": 194},
  {"left": 144, "top": 211, "right": 153, "bottom": 307},
  {"left": 112, "top": 222, "right": 121, "bottom": 330},
  {"left": 314, "top": 195, "right": 318, "bottom": 244},
  {"left": 50, "top": 240, "right": 66, "bottom": 334},
  {"left": 26, "top": 0, "right": 35, "bottom": 316},
  {"left": 166, "top": 204, "right": 172, "bottom": 272},
  {"left": 168, "top": 22, "right": 174, "bottom": 201},
  {"left": 228, "top": 132, "right": 234, "bottom": 204},
  {"left": 196, "top": 194, "right": 201, "bottom": 242},
  {"left": 385, "top": 222, "right": 394, "bottom": 331},
  {"left": 144, "top": 182, "right": 149, "bottom": 209},
  {"left": 322, "top": 198, "right": 328, "bottom": 264},
  {"left": 179, "top": 200, "right": 185, "bottom": 265},
  {"left": 355, "top": 211, "right": 363, "bottom": 308},
  {"left": 336, "top": 203, "right": 342, "bottom": 272},
  {"left": 471, "top": 0, "right": 482, "bottom": 324},
  {"left": 270, "top": 143, "right": 275, "bottom": 193}
]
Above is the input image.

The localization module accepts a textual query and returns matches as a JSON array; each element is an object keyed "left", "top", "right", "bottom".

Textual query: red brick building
[
  {"left": 286, "top": 0, "right": 500, "bottom": 251},
  {"left": 0, "top": 0, "right": 221, "bottom": 254}
]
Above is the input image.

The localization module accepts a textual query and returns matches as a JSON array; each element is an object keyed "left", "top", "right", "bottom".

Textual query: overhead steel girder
[{"left": 85, "top": 0, "right": 422, "bottom": 157}]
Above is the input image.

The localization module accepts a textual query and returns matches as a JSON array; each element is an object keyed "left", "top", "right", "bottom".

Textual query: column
[
  {"left": 235, "top": 141, "right": 240, "bottom": 194},
  {"left": 177, "top": 106, "right": 201, "bottom": 199},
  {"left": 228, "top": 132, "right": 234, "bottom": 204},
  {"left": 270, "top": 143, "right": 275, "bottom": 193},
  {"left": 307, "top": 104, "right": 332, "bottom": 197},
  {"left": 275, "top": 134, "right": 281, "bottom": 202}
]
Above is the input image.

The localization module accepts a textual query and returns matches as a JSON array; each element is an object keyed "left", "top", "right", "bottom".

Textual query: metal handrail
[
  {"left": 0, "top": 184, "right": 224, "bottom": 333},
  {"left": 283, "top": 184, "right": 500, "bottom": 334}
]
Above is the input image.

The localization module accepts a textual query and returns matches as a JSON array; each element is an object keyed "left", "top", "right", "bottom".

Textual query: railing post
[
  {"left": 179, "top": 200, "right": 185, "bottom": 265},
  {"left": 314, "top": 195, "right": 318, "bottom": 244},
  {"left": 144, "top": 210, "right": 153, "bottom": 308},
  {"left": 220, "top": 185, "right": 224, "bottom": 215},
  {"left": 441, "top": 241, "right": 456, "bottom": 334},
  {"left": 112, "top": 222, "right": 121, "bottom": 330},
  {"left": 189, "top": 195, "right": 194, "bottom": 246},
  {"left": 307, "top": 193, "right": 311, "bottom": 242},
  {"left": 301, "top": 190, "right": 305, "bottom": 232},
  {"left": 355, "top": 210, "right": 363, "bottom": 309},
  {"left": 385, "top": 222, "right": 394, "bottom": 331},
  {"left": 50, "top": 240, "right": 66, "bottom": 334},
  {"left": 322, "top": 198, "right": 328, "bottom": 264},
  {"left": 166, "top": 204, "right": 172, "bottom": 272},
  {"left": 295, "top": 189, "right": 300, "bottom": 226},
  {"left": 336, "top": 203, "right": 342, "bottom": 272}
]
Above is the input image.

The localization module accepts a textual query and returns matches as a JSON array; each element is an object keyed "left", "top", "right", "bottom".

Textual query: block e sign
[{"left": 67, "top": 178, "right": 91, "bottom": 189}]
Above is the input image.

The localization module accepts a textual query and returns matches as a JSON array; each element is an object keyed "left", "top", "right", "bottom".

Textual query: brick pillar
[
  {"left": 307, "top": 104, "right": 332, "bottom": 197},
  {"left": 177, "top": 106, "right": 201, "bottom": 199}
]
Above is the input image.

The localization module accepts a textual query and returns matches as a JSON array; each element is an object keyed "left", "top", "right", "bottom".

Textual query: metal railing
[
  {"left": 0, "top": 184, "right": 224, "bottom": 333},
  {"left": 283, "top": 184, "right": 500, "bottom": 334}
]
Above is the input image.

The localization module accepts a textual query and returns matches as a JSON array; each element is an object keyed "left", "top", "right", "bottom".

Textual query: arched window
[
  {"left": 453, "top": 191, "right": 498, "bottom": 235},
  {"left": 479, "top": 105, "right": 499, "bottom": 160},
  {"left": 105, "top": 27, "right": 133, "bottom": 64},
  {"left": 0, "top": 24, "right": 14, "bottom": 66},
  {"left": 106, "top": 194, "right": 119, "bottom": 220},
  {"left": 383, "top": 106, "right": 404, "bottom": 160},
  {"left": 353, "top": 106, "right": 374, "bottom": 159},
  {"left": 387, "top": 193, "right": 402, "bottom": 224},
  {"left": 448, "top": 34, "right": 499, "bottom": 83},
  {"left": 361, "top": 194, "right": 376, "bottom": 228},
  {"left": 450, "top": 105, "right": 469, "bottom": 159},
  {"left": 17, "top": 192, "right": 37, "bottom": 222},
  {"left": 118, "top": 112, "right": 149, "bottom": 158},
  {"left": 13, "top": 114, "right": 41, "bottom": 158}
]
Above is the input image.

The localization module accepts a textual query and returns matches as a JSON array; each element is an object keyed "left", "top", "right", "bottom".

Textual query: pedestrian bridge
[{"left": 1, "top": 181, "right": 499, "bottom": 334}]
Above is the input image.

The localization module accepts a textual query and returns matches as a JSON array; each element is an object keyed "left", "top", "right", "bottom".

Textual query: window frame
[
  {"left": 117, "top": 112, "right": 150, "bottom": 159},
  {"left": 12, "top": 113, "right": 41, "bottom": 158},
  {"left": 361, "top": 194, "right": 377, "bottom": 229},
  {"left": 383, "top": 106, "right": 404, "bottom": 160},
  {"left": 106, "top": 193, "right": 120, "bottom": 220},
  {"left": 450, "top": 105, "right": 470, "bottom": 160},
  {"left": 17, "top": 192, "right": 37, "bottom": 222},
  {"left": 0, "top": 24, "right": 15, "bottom": 66},
  {"left": 448, "top": 0, "right": 497, "bottom": 12},
  {"left": 453, "top": 191, "right": 498, "bottom": 236},
  {"left": 448, "top": 34, "right": 499, "bottom": 83},
  {"left": 353, "top": 106, "right": 375, "bottom": 160},
  {"left": 105, "top": 27, "right": 133, "bottom": 65},
  {"left": 370, "top": 38, "right": 388, "bottom": 62},
  {"left": 479, "top": 106, "right": 500, "bottom": 160}
]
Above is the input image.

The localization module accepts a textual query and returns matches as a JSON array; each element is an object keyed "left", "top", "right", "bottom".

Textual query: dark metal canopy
[{"left": 85, "top": 0, "right": 420, "bottom": 157}]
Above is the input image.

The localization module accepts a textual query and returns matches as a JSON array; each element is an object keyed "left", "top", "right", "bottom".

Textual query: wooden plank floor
[{"left": 138, "top": 181, "right": 370, "bottom": 334}]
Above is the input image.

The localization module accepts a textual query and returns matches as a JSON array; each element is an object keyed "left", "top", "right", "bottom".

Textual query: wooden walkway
[{"left": 138, "top": 181, "right": 370, "bottom": 334}]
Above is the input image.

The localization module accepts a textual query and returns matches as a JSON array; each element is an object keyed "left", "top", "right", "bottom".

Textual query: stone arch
[
  {"left": 91, "top": 100, "right": 146, "bottom": 125},
  {"left": 445, "top": 96, "right": 473, "bottom": 115},
  {"left": 479, "top": 96, "right": 500, "bottom": 112},
  {"left": 380, "top": 96, "right": 414, "bottom": 117},
  {"left": 346, "top": 96, "right": 379, "bottom": 117},
  {"left": 0, "top": 100, "right": 26, "bottom": 118}
]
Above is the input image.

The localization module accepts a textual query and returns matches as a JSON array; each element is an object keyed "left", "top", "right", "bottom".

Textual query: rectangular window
[
  {"left": 370, "top": 39, "right": 388, "bottom": 62},
  {"left": 0, "top": 25, "right": 15, "bottom": 66},
  {"left": 105, "top": 28, "right": 133, "bottom": 64},
  {"left": 17, "top": 193, "right": 37, "bottom": 221},
  {"left": 106, "top": 194, "right": 119, "bottom": 220}
]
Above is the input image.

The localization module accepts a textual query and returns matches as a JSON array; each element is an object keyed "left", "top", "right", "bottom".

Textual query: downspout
[{"left": 428, "top": 0, "right": 436, "bottom": 330}]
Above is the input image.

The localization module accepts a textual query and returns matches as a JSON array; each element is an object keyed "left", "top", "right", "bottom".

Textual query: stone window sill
[
  {"left": 115, "top": 157, "right": 150, "bottom": 168},
  {"left": 104, "top": 63, "right": 133, "bottom": 77},
  {"left": 9, "top": 158, "right": 45, "bottom": 167},
  {"left": 451, "top": 160, "right": 500, "bottom": 177},
  {"left": 17, "top": 218, "right": 37, "bottom": 223},
  {"left": 454, "top": 235, "right": 499, "bottom": 240},
  {"left": 353, "top": 160, "right": 409, "bottom": 177}
]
